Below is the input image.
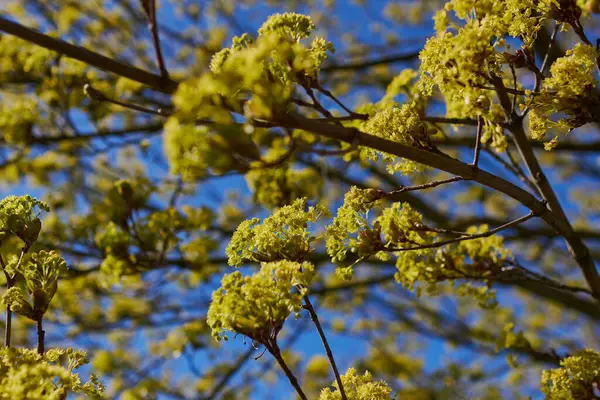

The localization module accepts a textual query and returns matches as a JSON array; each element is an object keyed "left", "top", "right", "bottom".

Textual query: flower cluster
[
  {"left": 326, "top": 186, "right": 386, "bottom": 266},
  {"left": 1, "top": 250, "right": 67, "bottom": 319},
  {"left": 226, "top": 198, "right": 328, "bottom": 266},
  {"left": 527, "top": 43, "right": 598, "bottom": 148},
  {"left": 0, "top": 347, "right": 103, "bottom": 398},
  {"left": 166, "top": 12, "right": 334, "bottom": 178},
  {"left": 319, "top": 368, "right": 394, "bottom": 400},
  {"left": 0, "top": 195, "right": 49, "bottom": 247},
  {"left": 246, "top": 163, "right": 323, "bottom": 209},
  {"left": 541, "top": 349, "right": 600, "bottom": 398},
  {"left": 207, "top": 261, "right": 315, "bottom": 342},
  {"left": 361, "top": 103, "right": 434, "bottom": 174}
]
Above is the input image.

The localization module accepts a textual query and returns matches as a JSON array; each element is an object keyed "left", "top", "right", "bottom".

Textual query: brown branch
[
  {"left": 282, "top": 114, "right": 553, "bottom": 222},
  {"left": 508, "top": 120, "right": 600, "bottom": 300},
  {"left": 0, "top": 255, "right": 13, "bottom": 348},
  {"left": 487, "top": 65, "right": 600, "bottom": 301},
  {"left": 0, "top": 16, "right": 178, "bottom": 94},
  {"left": 36, "top": 317, "right": 45, "bottom": 354},
  {"left": 321, "top": 51, "right": 421, "bottom": 72}
]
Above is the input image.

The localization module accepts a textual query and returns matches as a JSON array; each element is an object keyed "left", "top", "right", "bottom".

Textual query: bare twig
[
  {"left": 140, "top": 0, "right": 169, "bottom": 79},
  {"left": 384, "top": 177, "right": 465, "bottom": 202},
  {"left": 472, "top": 116, "right": 483, "bottom": 167},
  {"left": 83, "top": 84, "right": 167, "bottom": 116},
  {"left": 303, "top": 296, "right": 347, "bottom": 400},
  {"left": 265, "top": 341, "right": 308, "bottom": 400},
  {"left": 386, "top": 212, "right": 535, "bottom": 252}
]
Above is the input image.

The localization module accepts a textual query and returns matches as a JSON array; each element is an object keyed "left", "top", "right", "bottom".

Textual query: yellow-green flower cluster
[
  {"left": 2, "top": 287, "right": 36, "bottom": 321},
  {"left": 418, "top": 20, "right": 498, "bottom": 98},
  {"left": 172, "top": 12, "right": 332, "bottom": 122},
  {"left": 0, "top": 35, "right": 52, "bottom": 77},
  {"left": 95, "top": 221, "right": 135, "bottom": 276},
  {"left": 103, "top": 178, "right": 152, "bottom": 226},
  {"left": 541, "top": 349, "right": 600, "bottom": 399},
  {"left": 326, "top": 186, "right": 385, "bottom": 265},
  {"left": 0, "top": 347, "right": 104, "bottom": 399},
  {"left": 164, "top": 121, "right": 262, "bottom": 179},
  {"left": 361, "top": 103, "right": 433, "bottom": 174},
  {"left": 327, "top": 188, "right": 507, "bottom": 304},
  {"left": 246, "top": 164, "right": 323, "bottom": 209},
  {"left": 544, "top": 43, "right": 597, "bottom": 100},
  {"left": 22, "top": 250, "right": 67, "bottom": 317},
  {"left": 95, "top": 221, "right": 130, "bottom": 257},
  {"left": 136, "top": 208, "right": 186, "bottom": 251},
  {"left": 319, "top": 367, "right": 394, "bottom": 399},
  {"left": 0, "top": 96, "right": 38, "bottom": 144},
  {"left": 0, "top": 195, "right": 49, "bottom": 246},
  {"left": 327, "top": 193, "right": 432, "bottom": 280},
  {"left": 527, "top": 44, "right": 597, "bottom": 146},
  {"left": 166, "top": 13, "right": 334, "bottom": 179},
  {"left": 379, "top": 69, "right": 418, "bottom": 108},
  {"left": 226, "top": 198, "right": 328, "bottom": 266},
  {"left": 257, "top": 12, "right": 315, "bottom": 41},
  {"left": 207, "top": 261, "right": 315, "bottom": 342}
]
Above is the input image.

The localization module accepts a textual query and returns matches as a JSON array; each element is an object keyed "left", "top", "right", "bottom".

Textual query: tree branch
[
  {"left": 321, "top": 51, "right": 421, "bottom": 72},
  {"left": 0, "top": 16, "right": 178, "bottom": 94},
  {"left": 280, "top": 114, "right": 600, "bottom": 302}
]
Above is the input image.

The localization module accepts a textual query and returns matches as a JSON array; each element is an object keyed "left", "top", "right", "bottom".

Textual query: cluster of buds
[{"left": 501, "top": 47, "right": 535, "bottom": 69}]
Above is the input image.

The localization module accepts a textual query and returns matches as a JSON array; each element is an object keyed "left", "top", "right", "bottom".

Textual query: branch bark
[{"left": 0, "top": 16, "right": 178, "bottom": 94}]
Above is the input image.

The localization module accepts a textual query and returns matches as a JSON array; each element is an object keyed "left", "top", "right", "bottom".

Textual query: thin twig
[
  {"left": 266, "top": 341, "right": 308, "bottom": 400},
  {"left": 321, "top": 51, "right": 421, "bottom": 72},
  {"left": 317, "top": 84, "right": 365, "bottom": 119},
  {"left": 83, "top": 84, "right": 166, "bottom": 116},
  {"left": 303, "top": 296, "right": 347, "bottom": 400},
  {"left": 483, "top": 148, "right": 538, "bottom": 194},
  {"left": 522, "top": 23, "right": 561, "bottom": 118},
  {"left": 472, "top": 116, "right": 483, "bottom": 167},
  {"left": 386, "top": 212, "right": 535, "bottom": 252},
  {"left": 0, "top": 255, "right": 13, "bottom": 348},
  {"left": 384, "top": 177, "right": 465, "bottom": 202},
  {"left": 141, "top": 0, "right": 169, "bottom": 79},
  {"left": 423, "top": 116, "right": 479, "bottom": 126},
  {"left": 510, "top": 65, "right": 518, "bottom": 116},
  {"left": 539, "top": 23, "right": 560, "bottom": 80}
]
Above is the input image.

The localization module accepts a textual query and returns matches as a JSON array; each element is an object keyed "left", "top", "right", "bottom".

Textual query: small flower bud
[{"left": 83, "top": 84, "right": 106, "bottom": 101}]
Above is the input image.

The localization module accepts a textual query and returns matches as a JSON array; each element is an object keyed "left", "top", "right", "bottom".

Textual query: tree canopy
[{"left": 1, "top": 0, "right": 600, "bottom": 398}]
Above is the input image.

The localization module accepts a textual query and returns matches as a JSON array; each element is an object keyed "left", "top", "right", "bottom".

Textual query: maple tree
[{"left": 1, "top": 0, "right": 600, "bottom": 398}]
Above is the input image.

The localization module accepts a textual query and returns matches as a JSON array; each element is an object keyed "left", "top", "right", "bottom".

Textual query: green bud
[
  {"left": 6, "top": 214, "right": 25, "bottom": 233},
  {"left": 115, "top": 180, "right": 134, "bottom": 203},
  {"left": 2, "top": 287, "right": 36, "bottom": 321},
  {"left": 22, "top": 217, "right": 42, "bottom": 245}
]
